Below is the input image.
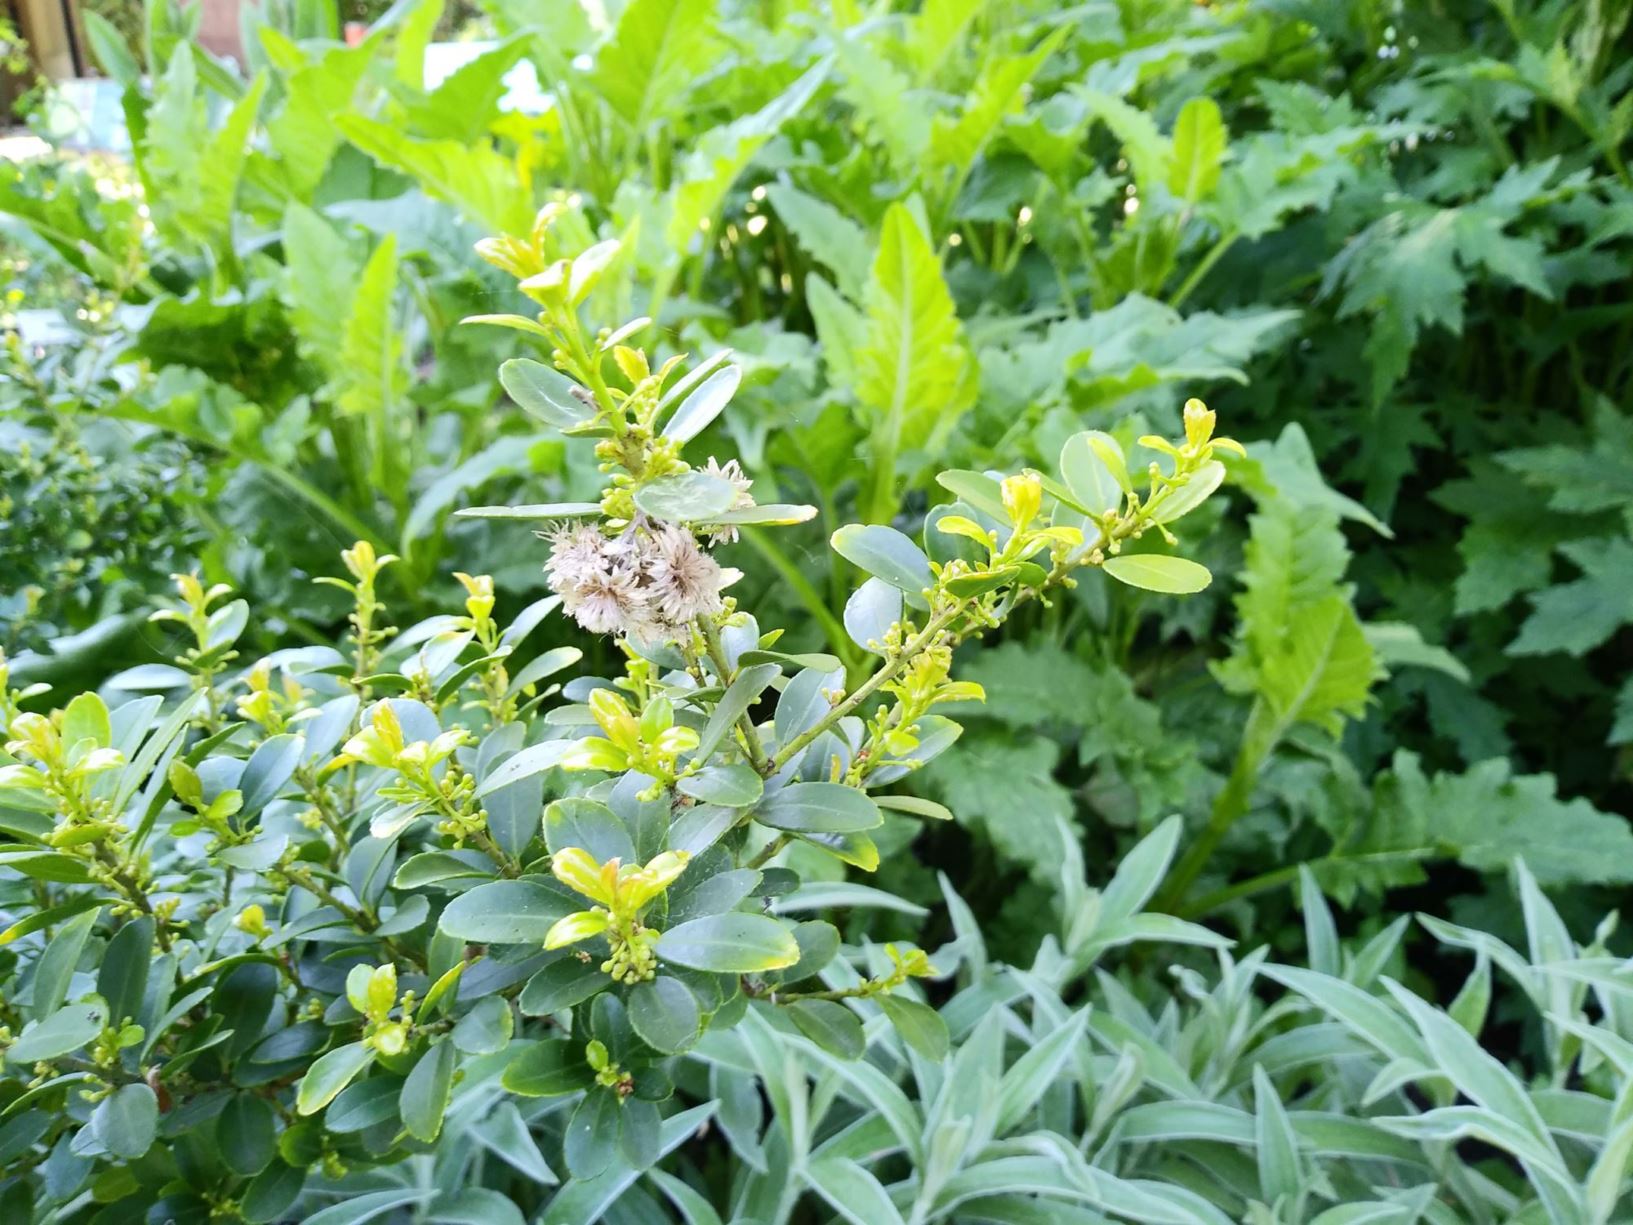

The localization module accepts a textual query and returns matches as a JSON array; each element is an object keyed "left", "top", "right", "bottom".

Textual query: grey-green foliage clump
[{"left": 697, "top": 831, "right": 1633, "bottom": 1225}]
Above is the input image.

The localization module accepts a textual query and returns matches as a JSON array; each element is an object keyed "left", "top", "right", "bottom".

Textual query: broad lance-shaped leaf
[
  {"left": 1220, "top": 495, "right": 1352, "bottom": 676},
  {"left": 337, "top": 235, "right": 406, "bottom": 471},
  {"left": 664, "top": 61, "right": 829, "bottom": 252},
  {"left": 765, "top": 183, "right": 870, "bottom": 299},
  {"left": 195, "top": 72, "right": 269, "bottom": 250},
  {"left": 855, "top": 203, "right": 974, "bottom": 453},
  {"left": 260, "top": 31, "right": 378, "bottom": 199},
  {"left": 1213, "top": 492, "right": 1378, "bottom": 762},
  {"left": 1078, "top": 88, "right": 1171, "bottom": 200},
  {"left": 1103, "top": 554, "right": 1212, "bottom": 594}
]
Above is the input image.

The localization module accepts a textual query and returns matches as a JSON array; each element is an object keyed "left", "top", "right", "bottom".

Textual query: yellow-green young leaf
[
  {"left": 280, "top": 203, "right": 358, "bottom": 376},
  {"left": 656, "top": 913, "right": 799, "bottom": 973},
  {"left": 418, "top": 959, "right": 472, "bottom": 1022},
  {"left": 1103, "top": 554, "right": 1212, "bottom": 594},
  {"left": 1168, "top": 97, "right": 1227, "bottom": 202},
  {"left": 544, "top": 910, "right": 610, "bottom": 950},
  {"left": 907, "top": 0, "right": 984, "bottom": 82},
  {"left": 196, "top": 72, "right": 268, "bottom": 250},
  {"left": 334, "top": 115, "right": 532, "bottom": 235},
  {"left": 593, "top": 0, "right": 714, "bottom": 129},
  {"left": 1254, "top": 595, "right": 1377, "bottom": 737},
  {"left": 855, "top": 205, "right": 974, "bottom": 452},
  {"left": 61, "top": 693, "right": 111, "bottom": 751},
  {"left": 1079, "top": 89, "right": 1171, "bottom": 200},
  {"left": 926, "top": 31, "right": 1066, "bottom": 181},
  {"left": 1148, "top": 460, "right": 1226, "bottom": 525},
  {"left": 261, "top": 33, "right": 378, "bottom": 199},
  {"left": 345, "top": 964, "right": 373, "bottom": 1015},
  {"left": 365, "top": 965, "right": 397, "bottom": 1021},
  {"left": 296, "top": 1042, "right": 375, "bottom": 1115},
  {"left": 337, "top": 234, "right": 404, "bottom": 423}
]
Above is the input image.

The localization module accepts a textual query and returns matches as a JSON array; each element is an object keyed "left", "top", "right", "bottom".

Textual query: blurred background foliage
[{"left": 2, "top": 0, "right": 1631, "bottom": 957}]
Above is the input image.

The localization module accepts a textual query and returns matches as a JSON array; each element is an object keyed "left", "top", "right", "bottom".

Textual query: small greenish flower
[
  {"left": 1000, "top": 473, "right": 1043, "bottom": 530},
  {"left": 348, "top": 963, "right": 415, "bottom": 1056},
  {"left": 545, "top": 846, "right": 691, "bottom": 984},
  {"left": 234, "top": 904, "right": 271, "bottom": 941},
  {"left": 561, "top": 689, "right": 699, "bottom": 793},
  {"left": 235, "top": 659, "right": 303, "bottom": 733},
  {"left": 585, "top": 1038, "right": 633, "bottom": 1096},
  {"left": 336, "top": 703, "right": 484, "bottom": 843}
]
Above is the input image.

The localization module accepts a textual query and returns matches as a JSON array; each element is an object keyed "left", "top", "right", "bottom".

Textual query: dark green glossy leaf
[
  {"left": 657, "top": 913, "right": 799, "bottom": 974},
  {"left": 787, "top": 999, "right": 865, "bottom": 1059},
  {"left": 757, "top": 782, "right": 881, "bottom": 834},
  {"left": 401, "top": 1040, "right": 457, "bottom": 1142},
  {"left": 627, "top": 977, "right": 701, "bottom": 1053},
  {"left": 503, "top": 1040, "right": 594, "bottom": 1097}
]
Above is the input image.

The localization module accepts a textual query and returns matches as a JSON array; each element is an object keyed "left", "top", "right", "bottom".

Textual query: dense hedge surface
[{"left": 2, "top": 0, "right": 1632, "bottom": 1222}]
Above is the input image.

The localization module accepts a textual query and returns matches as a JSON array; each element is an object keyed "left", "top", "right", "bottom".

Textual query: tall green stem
[{"left": 1168, "top": 230, "right": 1238, "bottom": 309}]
